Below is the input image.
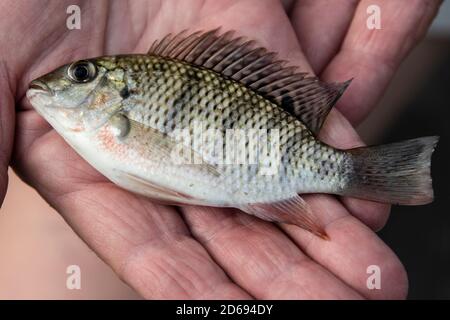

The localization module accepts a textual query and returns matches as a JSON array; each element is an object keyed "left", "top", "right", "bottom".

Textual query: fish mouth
[{"left": 28, "top": 80, "right": 53, "bottom": 96}]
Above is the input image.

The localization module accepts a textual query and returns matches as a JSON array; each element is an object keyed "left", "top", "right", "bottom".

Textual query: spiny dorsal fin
[{"left": 148, "top": 29, "right": 351, "bottom": 135}]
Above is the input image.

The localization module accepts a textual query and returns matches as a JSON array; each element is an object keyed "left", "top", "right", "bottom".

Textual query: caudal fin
[{"left": 344, "top": 136, "right": 439, "bottom": 205}]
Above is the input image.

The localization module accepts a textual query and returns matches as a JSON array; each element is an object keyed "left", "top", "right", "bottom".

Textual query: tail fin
[{"left": 344, "top": 136, "right": 439, "bottom": 205}]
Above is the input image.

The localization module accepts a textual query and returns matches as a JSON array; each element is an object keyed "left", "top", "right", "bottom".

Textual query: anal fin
[{"left": 240, "top": 194, "right": 328, "bottom": 239}]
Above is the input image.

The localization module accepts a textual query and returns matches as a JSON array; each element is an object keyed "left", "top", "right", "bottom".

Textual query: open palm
[{"left": 0, "top": 0, "right": 440, "bottom": 299}]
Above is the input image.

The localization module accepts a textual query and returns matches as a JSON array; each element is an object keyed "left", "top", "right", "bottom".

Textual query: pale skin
[{"left": 0, "top": 0, "right": 442, "bottom": 299}]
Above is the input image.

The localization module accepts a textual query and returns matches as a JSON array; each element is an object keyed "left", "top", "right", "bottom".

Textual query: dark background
[{"left": 358, "top": 36, "right": 450, "bottom": 299}]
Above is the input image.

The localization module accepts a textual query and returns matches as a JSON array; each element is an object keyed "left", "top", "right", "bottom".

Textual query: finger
[
  {"left": 12, "top": 127, "right": 251, "bottom": 299},
  {"left": 340, "top": 197, "right": 390, "bottom": 232},
  {"left": 61, "top": 187, "right": 251, "bottom": 299},
  {"left": 282, "top": 0, "right": 389, "bottom": 225},
  {"left": 0, "top": 61, "right": 14, "bottom": 204},
  {"left": 135, "top": 2, "right": 381, "bottom": 299},
  {"left": 281, "top": 0, "right": 295, "bottom": 13},
  {"left": 281, "top": 194, "right": 408, "bottom": 299},
  {"left": 320, "top": 108, "right": 391, "bottom": 231},
  {"left": 202, "top": 1, "right": 390, "bottom": 228},
  {"left": 170, "top": 0, "right": 314, "bottom": 73},
  {"left": 290, "top": 0, "right": 360, "bottom": 74},
  {"left": 321, "top": 0, "right": 442, "bottom": 125},
  {"left": 182, "top": 206, "right": 362, "bottom": 299},
  {"left": 13, "top": 110, "right": 51, "bottom": 165}
]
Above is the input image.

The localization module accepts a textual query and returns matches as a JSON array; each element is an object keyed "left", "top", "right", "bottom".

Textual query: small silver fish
[{"left": 27, "top": 29, "right": 438, "bottom": 238}]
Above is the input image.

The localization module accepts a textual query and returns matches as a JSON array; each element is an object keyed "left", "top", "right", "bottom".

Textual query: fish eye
[{"left": 68, "top": 60, "right": 97, "bottom": 83}]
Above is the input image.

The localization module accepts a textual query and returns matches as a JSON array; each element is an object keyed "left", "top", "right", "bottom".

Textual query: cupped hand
[{"left": 0, "top": 0, "right": 441, "bottom": 299}]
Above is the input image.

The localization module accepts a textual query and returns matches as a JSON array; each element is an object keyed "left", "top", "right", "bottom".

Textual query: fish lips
[
  {"left": 26, "top": 79, "right": 58, "bottom": 111},
  {"left": 28, "top": 79, "right": 54, "bottom": 97}
]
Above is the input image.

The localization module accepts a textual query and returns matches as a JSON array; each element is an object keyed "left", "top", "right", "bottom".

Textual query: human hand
[
  {"left": 287, "top": 0, "right": 442, "bottom": 226},
  {"left": 1, "top": 0, "right": 441, "bottom": 299}
]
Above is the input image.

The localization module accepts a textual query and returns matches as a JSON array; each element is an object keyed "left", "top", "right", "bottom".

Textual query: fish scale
[
  {"left": 105, "top": 55, "right": 347, "bottom": 198},
  {"left": 27, "top": 29, "right": 438, "bottom": 238}
]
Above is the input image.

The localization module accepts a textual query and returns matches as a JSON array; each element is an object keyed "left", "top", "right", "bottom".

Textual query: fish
[{"left": 27, "top": 29, "right": 438, "bottom": 239}]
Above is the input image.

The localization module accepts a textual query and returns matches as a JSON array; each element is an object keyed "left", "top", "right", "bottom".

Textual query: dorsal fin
[{"left": 148, "top": 29, "right": 351, "bottom": 135}]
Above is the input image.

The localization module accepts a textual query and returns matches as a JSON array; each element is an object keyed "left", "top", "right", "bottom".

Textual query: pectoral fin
[{"left": 113, "top": 115, "right": 222, "bottom": 178}]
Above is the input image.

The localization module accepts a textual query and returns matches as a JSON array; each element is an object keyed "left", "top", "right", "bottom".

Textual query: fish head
[{"left": 27, "top": 58, "right": 127, "bottom": 133}]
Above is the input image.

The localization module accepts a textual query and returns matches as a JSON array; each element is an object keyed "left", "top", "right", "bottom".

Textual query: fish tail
[{"left": 343, "top": 136, "right": 439, "bottom": 205}]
